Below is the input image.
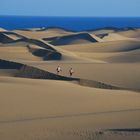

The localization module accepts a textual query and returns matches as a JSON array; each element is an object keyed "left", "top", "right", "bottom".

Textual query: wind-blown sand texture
[{"left": 0, "top": 27, "right": 140, "bottom": 140}]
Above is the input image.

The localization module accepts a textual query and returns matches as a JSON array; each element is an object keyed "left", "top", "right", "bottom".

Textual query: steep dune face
[
  {"left": 2, "top": 32, "right": 25, "bottom": 40},
  {"left": 0, "top": 31, "right": 26, "bottom": 44},
  {"left": 0, "top": 33, "right": 62, "bottom": 61},
  {"left": 0, "top": 33, "right": 14, "bottom": 43},
  {"left": 49, "top": 33, "right": 98, "bottom": 46}
]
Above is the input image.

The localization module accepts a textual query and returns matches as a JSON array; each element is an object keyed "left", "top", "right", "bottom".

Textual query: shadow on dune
[
  {"left": 30, "top": 48, "right": 61, "bottom": 60},
  {"left": 48, "top": 33, "right": 98, "bottom": 46},
  {"left": 0, "top": 31, "right": 27, "bottom": 43},
  {"left": 27, "top": 44, "right": 61, "bottom": 61},
  {"left": 0, "top": 59, "right": 128, "bottom": 90},
  {"left": 0, "top": 33, "right": 14, "bottom": 43},
  {"left": 0, "top": 59, "right": 22, "bottom": 69},
  {"left": 107, "top": 128, "right": 140, "bottom": 132},
  {"left": 0, "top": 32, "right": 62, "bottom": 61}
]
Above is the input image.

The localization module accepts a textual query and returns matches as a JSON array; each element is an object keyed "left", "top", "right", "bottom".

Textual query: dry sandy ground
[
  {"left": 14, "top": 28, "right": 74, "bottom": 39},
  {"left": 0, "top": 43, "right": 41, "bottom": 61},
  {"left": 0, "top": 27, "right": 140, "bottom": 140},
  {"left": 26, "top": 62, "right": 140, "bottom": 90},
  {"left": 0, "top": 77, "right": 140, "bottom": 140}
]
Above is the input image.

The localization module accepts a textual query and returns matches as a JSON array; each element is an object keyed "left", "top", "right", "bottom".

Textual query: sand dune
[
  {"left": 0, "top": 37, "right": 62, "bottom": 61},
  {"left": 3, "top": 31, "right": 25, "bottom": 40},
  {"left": 0, "top": 32, "right": 14, "bottom": 43},
  {"left": 105, "top": 49, "right": 140, "bottom": 62},
  {"left": 102, "top": 32, "right": 138, "bottom": 41},
  {"left": 89, "top": 28, "right": 116, "bottom": 35},
  {"left": 0, "top": 59, "right": 122, "bottom": 90},
  {"left": 0, "top": 76, "right": 140, "bottom": 140},
  {"left": 0, "top": 28, "right": 7, "bottom": 32},
  {"left": 0, "top": 31, "right": 26, "bottom": 43},
  {"left": 58, "top": 40, "right": 140, "bottom": 62},
  {"left": 74, "top": 50, "right": 140, "bottom": 63},
  {"left": 59, "top": 40, "right": 140, "bottom": 52},
  {"left": 14, "top": 28, "right": 74, "bottom": 39},
  {"left": 29, "top": 62, "right": 140, "bottom": 90},
  {"left": 49, "top": 33, "right": 98, "bottom": 46},
  {"left": 89, "top": 28, "right": 140, "bottom": 42},
  {"left": 0, "top": 27, "right": 140, "bottom": 140},
  {"left": 117, "top": 29, "right": 140, "bottom": 38},
  {"left": 0, "top": 43, "right": 41, "bottom": 61}
]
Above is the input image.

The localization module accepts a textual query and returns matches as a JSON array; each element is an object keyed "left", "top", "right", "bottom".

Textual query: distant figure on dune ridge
[
  {"left": 56, "top": 65, "right": 62, "bottom": 75},
  {"left": 69, "top": 68, "right": 74, "bottom": 77}
]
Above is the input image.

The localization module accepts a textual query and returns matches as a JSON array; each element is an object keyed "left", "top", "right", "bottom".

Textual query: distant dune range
[{"left": 0, "top": 27, "right": 140, "bottom": 140}]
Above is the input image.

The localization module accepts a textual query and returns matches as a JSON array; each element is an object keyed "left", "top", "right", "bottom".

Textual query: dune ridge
[
  {"left": 49, "top": 33, "right": 99, "bottom": 46},
  {"left": 0, "top": 59, "right": 123, "bottom": 90},
  {"left": 0, "top": 33, "right": 62, "bottom": 61}
]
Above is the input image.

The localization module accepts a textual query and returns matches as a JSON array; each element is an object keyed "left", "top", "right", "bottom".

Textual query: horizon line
[{"left": 1, "top": 15, "right": 140, "bottom": 18}]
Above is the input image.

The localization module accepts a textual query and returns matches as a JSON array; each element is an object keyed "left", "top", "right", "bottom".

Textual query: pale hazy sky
[{"left": 0, "top": 0, "right": 140, "bottom": 17}]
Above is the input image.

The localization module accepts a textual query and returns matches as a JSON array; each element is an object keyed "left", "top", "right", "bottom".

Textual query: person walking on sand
[
  {"left": 56, "top": 66, "right": 62, "bottom": 75},
  {"left": 69, "top": 68, "right": 74, "bottom": 77}
]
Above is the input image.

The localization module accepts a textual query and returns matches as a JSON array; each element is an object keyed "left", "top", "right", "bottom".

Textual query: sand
[
  {"left": 0, "top": 77, "right": 140, "bottom": 140},
  {"left": 0, "top": 43, "right": 41, "bottom": 61},
  {"left": 0, "top": 27, "right": 140, "bottom": 140},
  {"left": 14, "top": 28, "right": 74, "bottom": 39}
]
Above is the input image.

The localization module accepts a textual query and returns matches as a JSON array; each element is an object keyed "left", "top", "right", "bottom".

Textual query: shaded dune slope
[
  {"left": 27, "top": 45, "right": 61, "bottom": 61},
  {"left": 0, "top": 33, "right": 14, "bottom": 43},
  {"left": 0, "top": 59, "right": 123, "bottom": 90},
  {"left": 49, "top": 33, "right": 98, "bottom": 46},
  {"left": 0, "top": 33, "right": 62, "bottom": 61},
  {"left": 0, "top": 31, "right": 27, "bottom": 43}
]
